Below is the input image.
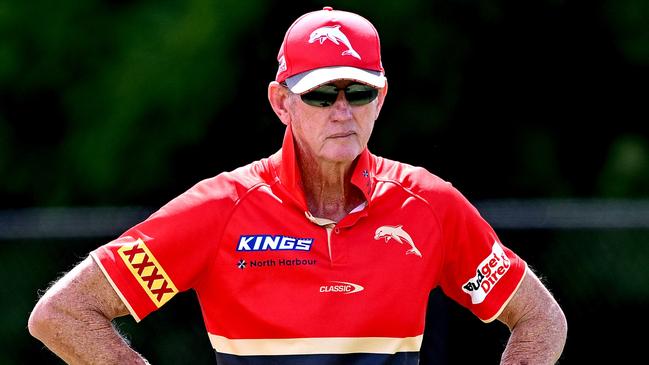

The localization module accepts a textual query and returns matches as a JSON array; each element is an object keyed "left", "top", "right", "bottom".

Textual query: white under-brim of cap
[{"left": 285, "top": 66, "right": 386, "bottom": 94}]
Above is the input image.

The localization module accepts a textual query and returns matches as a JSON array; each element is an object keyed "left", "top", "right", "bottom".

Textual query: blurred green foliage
[
  {"left": 1, "top": 0, "right": 267, "bottom": 205},
  {"left": 1, "top": 0, "right": 648, "bottom": 364},
  {"left": 604, "top": 0, "right": 649, "bottom": 64},
  {"left": 598, "top": 135, "right": 649, "bottom": 197},
  {"left": 1, "top": 0, "right": 647, "bottom": 207}
]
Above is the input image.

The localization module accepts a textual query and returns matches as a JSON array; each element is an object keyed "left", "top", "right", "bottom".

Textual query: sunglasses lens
[
  {"left": 300, "top": 85, "right": 339, "bottom": 107},
  {"left": 300, "top": 83, "right": 379, "bottom": 107},
  {"left": 345, "top": 84, "right": 379, "bottom": 106}
]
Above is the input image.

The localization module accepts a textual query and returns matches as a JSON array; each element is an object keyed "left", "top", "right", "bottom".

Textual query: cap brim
[{"left": 285, "top": 66, "right": 386, "bottom": 94}]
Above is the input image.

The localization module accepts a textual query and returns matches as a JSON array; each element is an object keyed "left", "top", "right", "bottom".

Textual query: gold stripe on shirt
[{"left": 208, "top": 334, "right": 423, "bottom": 355}]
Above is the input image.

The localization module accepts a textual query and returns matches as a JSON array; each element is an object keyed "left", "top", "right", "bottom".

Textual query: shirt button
[{"left": 334, "top": 227, "right": 340, "bottom": 234}]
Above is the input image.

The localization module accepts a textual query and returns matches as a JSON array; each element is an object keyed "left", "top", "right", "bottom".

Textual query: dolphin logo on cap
[
  {"left": 374, "top": 225, "right": 422, "bottom": 257},
  {"left": 309, "top": 25, "right": 361, "bottom": 60}
]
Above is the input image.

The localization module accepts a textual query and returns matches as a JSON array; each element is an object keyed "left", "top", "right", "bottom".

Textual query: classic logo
[
  {"left": 374, "top": 225, "right": 422, "bottom": 257},
  {"left": 237, "top": 235, "right": 313, "bottom": 252},
  {"left": 309, "top": 25, "right": 361, "bottom": 60},
  {"left": 117, "top": 239, "right": 178, "bottom": 307},
  {"left": 319, "top": 281, "right": 364, "bottom": 294},
  {"left": 461, "top": 242, "right": 511, "bottom": 304}
]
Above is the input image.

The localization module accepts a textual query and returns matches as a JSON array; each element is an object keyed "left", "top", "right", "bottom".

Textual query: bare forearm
[{"left": 500, "top": 305, "right": 567, "bottom": 364}]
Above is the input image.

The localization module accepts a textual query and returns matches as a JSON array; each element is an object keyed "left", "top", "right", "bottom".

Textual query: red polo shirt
[{"left": 91, "top": 126, "right": 526, "bottom": 364}]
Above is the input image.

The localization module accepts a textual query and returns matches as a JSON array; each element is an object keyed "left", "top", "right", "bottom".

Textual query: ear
[
  {"left": 268, "top": 81, "right": 292, "bottom": 126},
  {"left": 375, "top": 80, "right": 388, "bottom": 120}
]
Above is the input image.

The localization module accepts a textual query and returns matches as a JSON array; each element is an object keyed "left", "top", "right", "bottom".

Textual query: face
[{"left": 276, "top": 80, "right": 387, "bottom": 165}]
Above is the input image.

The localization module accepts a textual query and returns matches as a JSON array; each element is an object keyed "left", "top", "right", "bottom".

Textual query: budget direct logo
[
  {"left": 462, "top": 242, "right": 511, "bottom": 304},
  {"left": 319, "top": 281, "right": 364, "bottom": 295}
]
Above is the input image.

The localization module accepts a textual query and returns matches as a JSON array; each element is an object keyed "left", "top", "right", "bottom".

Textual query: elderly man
[{"left": 29, "top": 7, "right": 566, "bottom": 364}]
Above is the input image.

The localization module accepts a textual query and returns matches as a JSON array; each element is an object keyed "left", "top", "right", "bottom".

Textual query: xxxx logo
[{"left": 118, "top": 239, "right": 178, "bottom": 307}]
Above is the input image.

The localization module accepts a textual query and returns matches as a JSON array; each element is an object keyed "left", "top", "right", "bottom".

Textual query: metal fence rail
[
  {"left": 476, "top": 199, "right": 649, "bottom": 229},
  {"left": 0, "top": 207, "right": 152, "bottom": 239},
  {"left": 1, "top": 199, "right": 649, "bottom": 240}
]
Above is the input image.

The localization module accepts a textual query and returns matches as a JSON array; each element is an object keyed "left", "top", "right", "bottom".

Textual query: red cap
[{"left": 275, "top": 7, "right": 386, "bottom": 94}]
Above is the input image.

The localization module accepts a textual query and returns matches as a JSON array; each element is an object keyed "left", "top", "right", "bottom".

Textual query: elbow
[
  {"left": 547, "top": 301, "right": 568, "bottom": 361},
  {"left": 28, "top": 295, "right": 60, "bottom": 344},
  {"left": 28, "top": 298, "right": 49, "bottom": 341},
  {"left": 555, "top": 304, "right": 568, "bottom": 345},
  {"left": 548, "top": 296, "right": 568, "bottom": 340}
]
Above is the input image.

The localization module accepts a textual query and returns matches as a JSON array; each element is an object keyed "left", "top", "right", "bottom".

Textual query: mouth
[{"left": 328, "top": 131, "right": 356, "bottom": 139}]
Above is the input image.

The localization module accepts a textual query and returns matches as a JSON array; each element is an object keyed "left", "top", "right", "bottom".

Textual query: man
[{"left": 28, "top": 7, "right": 567, "bottom": 364}]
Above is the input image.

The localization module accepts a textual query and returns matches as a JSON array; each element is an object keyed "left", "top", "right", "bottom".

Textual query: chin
[{"left": 323, "top": 147, "right": 362, "bottom": 163}]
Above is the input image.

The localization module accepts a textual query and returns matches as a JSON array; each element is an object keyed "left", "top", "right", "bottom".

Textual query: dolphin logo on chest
[
  {"left": 309, "top": 25, "right": 362, "bottom": 60},
  {"left": 374, "top": 225, "right": 422, "bottom": 257}
]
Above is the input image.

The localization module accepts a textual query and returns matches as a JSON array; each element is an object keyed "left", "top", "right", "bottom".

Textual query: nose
[{"left": 331, "top": 90, "right": 353, "bottom": 120}]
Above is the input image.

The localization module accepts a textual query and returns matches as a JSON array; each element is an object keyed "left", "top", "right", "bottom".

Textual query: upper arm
[
  {"left": 496, "top": 268, "right": 568, "bottom": 364},
  {"left": 497, "top": 267, "right": 565, "bottom": 331},
  {"left": 30, "top": 255, "right": 129, "bottom": 330}
]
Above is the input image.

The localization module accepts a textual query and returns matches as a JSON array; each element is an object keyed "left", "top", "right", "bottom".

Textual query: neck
[{"left": 297, "top": 154, "right": 365, "bottom": 222}]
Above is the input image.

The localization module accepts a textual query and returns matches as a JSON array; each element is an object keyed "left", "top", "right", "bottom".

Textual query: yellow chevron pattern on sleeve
[{"left": 117, "top": 239, "right": 178, "bottom": 307}]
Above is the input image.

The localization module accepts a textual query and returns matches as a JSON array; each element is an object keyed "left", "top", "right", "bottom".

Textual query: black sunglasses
[{"left": 299, "top": 83, "right": 379, "bottom": 107}]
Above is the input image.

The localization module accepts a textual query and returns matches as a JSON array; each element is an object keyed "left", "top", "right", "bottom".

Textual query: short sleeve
[
  {"left": 90, "top": 176, "right": 236, "bottom": 321},
  {"left": 437, "top": 186, "right": 527, "bottom": 322}
]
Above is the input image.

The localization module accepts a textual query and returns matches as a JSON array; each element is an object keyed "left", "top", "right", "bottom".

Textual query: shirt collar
[{"left": 271, "top": 125, "right": 376, "bottom": 209}]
